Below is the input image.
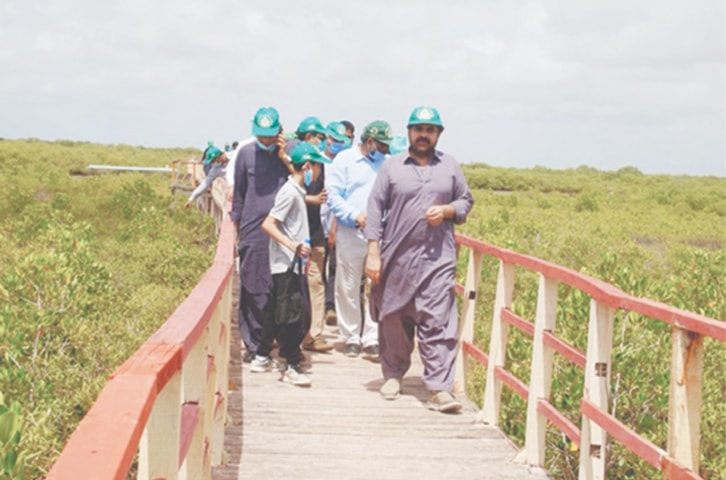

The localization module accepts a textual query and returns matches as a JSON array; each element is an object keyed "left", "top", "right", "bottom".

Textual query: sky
[{"left": 1, "top": 0, "right": 724, "bottom": 176}]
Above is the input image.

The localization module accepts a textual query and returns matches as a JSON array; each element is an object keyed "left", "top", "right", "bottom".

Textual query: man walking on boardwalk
[
  {"left": 326, "top": 120, "right": 393, "bottom": 359},
  {"left": 364, "top": 106, "right": 474, "bottom": 413},
  {"left": 231, "top": 106, "right": 292, "bottom": 362}
]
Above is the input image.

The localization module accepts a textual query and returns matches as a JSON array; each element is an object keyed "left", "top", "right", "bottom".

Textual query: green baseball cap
[
  {"left": 407, "top": 106, "right": 444, "bottom": 128},
  {"left": 363, "top": 120, "right": 393, "bottom": 145},
  {"left": 290, "top": 142, "right": 332, "bottom": 165},
  {"left": 203, "top": 146, "right": 222, "bottom": 164},
  {"left": 296, "top": 116, "right": 327, "bottom": 136},
  {"left": 252, "top": 107, "right": 281, "bottom": 137},
  {"left": 326, "top": 121, "right": 351, "bottom": 144}
]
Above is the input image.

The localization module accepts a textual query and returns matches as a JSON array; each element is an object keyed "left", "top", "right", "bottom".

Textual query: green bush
[
  {"left": 459, "top": 164, "right": 725, "bottom": 479},
  {"left": 0, "top": 139, "right": 212, "bottom": 478}
]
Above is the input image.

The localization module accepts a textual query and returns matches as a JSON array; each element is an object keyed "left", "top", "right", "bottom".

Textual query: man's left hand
[{"left": 425, "top": 205, "right": 446, "bottom": 227}]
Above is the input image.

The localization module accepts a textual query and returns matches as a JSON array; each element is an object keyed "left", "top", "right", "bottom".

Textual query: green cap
[
  {"left": 290, "top": 142, "right": 332, "bottom": 165},
  {"left": 407, "top": 106, "right": 443, "bottom": 128},
  {"left": 296, "top": 116, "right": 327, "bottom": 136},
  {"left": 252, "top": 107, "right": 281, "bottom": 137},
  {"left": 203, "top": 146, "right": 222, "bottom": 164},
  {"left": 326, "top": 121, "right": 351, "bottom": 144},
  {"left": 362, "top": 120, "right": 393, "bottom": 145}
]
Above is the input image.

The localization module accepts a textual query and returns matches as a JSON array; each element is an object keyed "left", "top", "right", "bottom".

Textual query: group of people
[{"left": 204, "top": 105, "right": 473, "bottom": 413}]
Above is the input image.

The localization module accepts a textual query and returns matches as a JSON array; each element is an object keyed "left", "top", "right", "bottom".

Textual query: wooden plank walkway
[{"left": 213, "top": 303, "right": 551, "bottom": 479}]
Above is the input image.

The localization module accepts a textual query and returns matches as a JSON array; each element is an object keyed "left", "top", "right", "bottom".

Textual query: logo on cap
[
  {"left": 336, "top": 125, "right": 346, "bottom": 135},
  {"left": 384, "top": 126, "right": 392, "bottom": 137},
  {"left": 416, "top": 108, "right": 434, "bottom": 121},
  {"left": 258, "top": 115, "right": 273, "bottom": 128}
]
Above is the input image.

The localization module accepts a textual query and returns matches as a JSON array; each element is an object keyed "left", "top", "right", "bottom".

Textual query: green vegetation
[
  {"left": 0, "top": 139, "right": 213, "bottom": 478},
  {"left": 1, "top": 139, "right": 723, "bottom": 479},
  {"left": 458, "top": 163, "right": 725, "bottom": 479}
]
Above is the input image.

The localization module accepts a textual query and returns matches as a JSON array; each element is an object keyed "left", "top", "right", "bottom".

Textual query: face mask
[
  {"left": 317, "top": 140, "right": 327, "bottom": 152},
  {"left": 256, "top": 140, "right": 277, "bottom": 152},
  {"left": 328, "top": 142, "right": 348, "bottom": 156},
  {"left": 367, "top": 147, "right": 387, "bottom": 163},
  {"left": 304, "top": 169, "right": 313, "bottom": 187}
]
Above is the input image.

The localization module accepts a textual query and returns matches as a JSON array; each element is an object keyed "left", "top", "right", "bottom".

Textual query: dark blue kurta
[{"left": 231, "top": 142, "right": 292, "bottom": 294}]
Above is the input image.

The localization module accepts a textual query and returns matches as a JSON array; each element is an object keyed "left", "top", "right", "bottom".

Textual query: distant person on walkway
[
  {"left": 185, "top": 146, "right": 228, "bottom": 208},
  {"left": 320, "top": 122, "right": 352, "bottom": 327},
  {"left": 201, "top": 140, "right": 215, "bottom": 176},
  {"left": 364, "top": 106, "right": 474, "bottom": 413},
  {"left": 294, "top": 117, "right": 336, "bottom": 353},
  {"left": 256, "top": 142, "right": 332, "bottom": 386},
  {"left": 231, "top": 107, "right": 293, "bottom": 363},
  {"left": 326, "top": 120, "right": 393, "bottom": 359}
]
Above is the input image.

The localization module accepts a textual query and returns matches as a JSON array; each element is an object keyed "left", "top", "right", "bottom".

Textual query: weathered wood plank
[{"left": 213, "top": 274, "right": 551, "bottom": 480}]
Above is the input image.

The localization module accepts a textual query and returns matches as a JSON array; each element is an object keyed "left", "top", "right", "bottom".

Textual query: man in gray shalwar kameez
[{"left": 364, "top": 106, "right": 473, "bottom": 413}]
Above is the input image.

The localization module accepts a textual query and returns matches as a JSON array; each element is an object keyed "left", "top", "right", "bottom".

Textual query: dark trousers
[
  {"left": 324, "top": 242, "right": 336, "bottom": 311},
  {"left": 238, "top": 284, "right": 268, "bottom": 355},
  {"left": 257, "top": 270, "right": 310, "bottom": 366}
]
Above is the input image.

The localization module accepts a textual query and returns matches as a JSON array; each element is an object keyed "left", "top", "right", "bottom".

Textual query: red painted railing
[{"left": 453, "top": 233, "right": 724, "bottom": 480}]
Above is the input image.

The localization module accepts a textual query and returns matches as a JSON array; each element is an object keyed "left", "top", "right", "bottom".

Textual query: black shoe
[
  {"left": 242, "top": 351, "right": 255, "bottom": 363},
  {"left": 343, "top": 343, "right": 361, "bottom": 357}
]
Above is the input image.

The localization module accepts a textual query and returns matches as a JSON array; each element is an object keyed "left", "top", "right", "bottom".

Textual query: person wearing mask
[
  {"left": 294, "top": 116, "right": 336, "bottom": 353},
  {"left": 364, "top": 106, "right": 474, "bottom": 413},
  {"left": 326, "top": 120, "right": 393, "bottom": 359},
  {"left": 320, "top": 122, "right": 352, "bottom": 327},
  {"left": 230, "top": 107, "right": 293, "bottom": 362},
  {"left": 256, "top": 142, "right": 332, "bottom": 386}
]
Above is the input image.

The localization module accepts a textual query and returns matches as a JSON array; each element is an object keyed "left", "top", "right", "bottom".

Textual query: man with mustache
[{"left": 364, "top": 106, "right": 474, "bottom": 413}]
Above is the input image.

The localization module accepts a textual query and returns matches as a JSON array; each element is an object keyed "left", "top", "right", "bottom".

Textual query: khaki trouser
[{"left": 305, "top": 245, "right": 326, "bottom": 344}]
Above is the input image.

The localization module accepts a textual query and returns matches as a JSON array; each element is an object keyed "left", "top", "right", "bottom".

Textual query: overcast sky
[{"left": 1, "top": 1, "right": 724, "bottom": 176}]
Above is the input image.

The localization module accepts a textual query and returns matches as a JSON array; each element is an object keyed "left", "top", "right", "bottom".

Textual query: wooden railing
[
  {"left": 46, "top": 179, "right": 234, "bottom": 480},
  {"left": 453, "top": 233, "right": 725, "bottom": 480}
]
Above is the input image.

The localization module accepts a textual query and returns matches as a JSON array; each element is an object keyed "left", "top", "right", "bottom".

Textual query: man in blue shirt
[{"left": 325, "top": 120, "right": 392, "bottom": 358}]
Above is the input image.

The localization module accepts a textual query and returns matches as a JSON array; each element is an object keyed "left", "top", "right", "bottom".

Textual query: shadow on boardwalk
[{"left": 213, "top": 274, "right": 551, "bottom": 480}]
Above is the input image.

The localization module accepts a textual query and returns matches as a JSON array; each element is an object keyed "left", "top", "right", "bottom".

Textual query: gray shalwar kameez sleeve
[{"left": 365, "top": 151, "right": 473, "bottom": 391}]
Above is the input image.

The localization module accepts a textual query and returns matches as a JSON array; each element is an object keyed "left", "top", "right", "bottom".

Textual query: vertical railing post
[
  {"left": 524, "top": 275, "right": 559, "bottom": 465},
  {"left": 578, "top": 299, "right": 615, "bottom": 480},
  {"left": 455, "top": 248, "right": 483, "bottom": 395},
  {"left": 138, "top": 371, "right": 182, "bottom": 480},
  {"left": 480, "top": 260, "right": 515, "bottom": 425},
  {"left": 179, "top": 333, "right": 207, "bottom": 480},
  {"left": 667, "top": 327, "right": 703, "bottom": 472},
  {"left": 212, "top": 278, "right": 232, "bottom": 465}
]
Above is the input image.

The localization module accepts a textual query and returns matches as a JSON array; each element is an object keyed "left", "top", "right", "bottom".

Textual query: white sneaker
[
  {"left": 249, "top": 355, "right": 282, "bottom": 373},
  {"left": 282, "top": 365, "right": 312, "bottom": 387}
]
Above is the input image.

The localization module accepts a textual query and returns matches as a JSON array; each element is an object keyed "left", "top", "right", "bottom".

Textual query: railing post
[
  {"left": 212, "top": 278, "right": 232, "bottom": 465},
  {"left": 480, "top": 260, "right": 515, "bottom": 425},
  {"left": 180, "top": 332, "right": 208, "bottom": 480},
  {"left": 578, "top": 299, "right": 615, "bottom": 480},
  {"left": 455, "top": 248, "right": 483, "bottom": 395},
  {"left": 138, "top": 370, "right": 182, "bottom": 480},
  {"left": 524, "top": 275, "right": 559, "bottom": 465},
  {"left": 667, "top": 327, "right": 703, "bottom": 472}
]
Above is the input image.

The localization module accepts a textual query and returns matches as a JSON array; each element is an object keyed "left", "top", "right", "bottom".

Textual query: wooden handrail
[
  {"left": 47, "top": 176, "right": 233, "bottom": 480},
  {"left": 454, "top": 233, "right": 725, "bottom": 480}
]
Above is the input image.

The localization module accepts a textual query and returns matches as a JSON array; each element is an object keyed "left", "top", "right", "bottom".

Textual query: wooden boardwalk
[{"left": 213, "top": 298, "right": 551, "bottom": 480}]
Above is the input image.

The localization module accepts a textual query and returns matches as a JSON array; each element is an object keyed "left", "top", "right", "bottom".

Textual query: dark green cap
[{"left": 362, "top": 120, "right": 393, "bottom": 145}]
